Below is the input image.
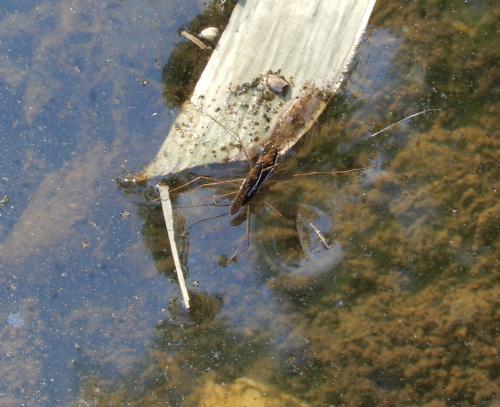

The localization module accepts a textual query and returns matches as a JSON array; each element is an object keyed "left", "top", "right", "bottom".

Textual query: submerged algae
[{"left": 266, "top": 125, "right": 498, "bottom": 405}]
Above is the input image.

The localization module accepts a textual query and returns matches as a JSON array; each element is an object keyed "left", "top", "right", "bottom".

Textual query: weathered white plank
[{"left": 143, "top": 0, "right": 376, "bottom": 179}]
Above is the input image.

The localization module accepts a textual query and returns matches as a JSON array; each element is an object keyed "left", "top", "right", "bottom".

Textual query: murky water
[{"left": 0, "top": 1, "right": 498, "bottom": 406}]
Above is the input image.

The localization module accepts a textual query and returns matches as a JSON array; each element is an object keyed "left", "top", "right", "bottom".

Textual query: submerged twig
[
  {"left": 158, "top": 185, "right": 190, "bottom": 309},
  {"left": 262, "top": 199, "right": 285, "bottom": 218},
  {"left": 180, "top": 30, "right": 208, "bottom": 49}
]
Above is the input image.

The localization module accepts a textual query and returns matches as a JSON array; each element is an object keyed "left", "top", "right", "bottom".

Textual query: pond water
[{"left": 0, "top": 1, "right": 498, "bottom": 406}]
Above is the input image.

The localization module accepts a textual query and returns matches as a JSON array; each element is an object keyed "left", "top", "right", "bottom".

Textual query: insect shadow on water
[{"left": 153, "top": 106, "right": 440, "bottom": 265}]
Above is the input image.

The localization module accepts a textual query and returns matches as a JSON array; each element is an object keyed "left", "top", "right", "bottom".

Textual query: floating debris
[
  {"left": 0, "top": 195, "right": 10, "bottom": 207},
  {"left": 307, "top": 220, "right": 330, "bottom": 249},
  {"left": 263, "top": 84, "right": 329, "bottom": 154},
  {"left": 199, "top": 27, "right": 220, "bottom": 42},
  {"left": 158, "top": 185, "right": 190, "bottom": 309}
]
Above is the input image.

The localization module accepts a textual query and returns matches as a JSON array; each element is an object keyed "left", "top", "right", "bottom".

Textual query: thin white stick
[
  {"left": 307, "top": 221, "right": 331, "bottom": 249},
  {"left": 158, "top": 185, "right": 190, "bottom": 309},
  {"left": 368, "top": 109, "right": 440, "bottom": 138}
]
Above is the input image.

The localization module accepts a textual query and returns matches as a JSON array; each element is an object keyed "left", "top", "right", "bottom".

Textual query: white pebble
[{"left": 199, "top": 27, "right": 220, "bottom": 41}]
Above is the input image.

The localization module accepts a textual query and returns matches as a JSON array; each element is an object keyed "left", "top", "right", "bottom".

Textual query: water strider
[
  {"left": 118, "top": 81, "right": 438, "bottom": 263},
  {"left": 158, "top": 86, "right": 439, "bottom": 262},
  {"left": 229, "top": 146, "right": 279, "bottom": 215},
  {"left": 166, "top": 84, "right": 438, "bottom": 216}
]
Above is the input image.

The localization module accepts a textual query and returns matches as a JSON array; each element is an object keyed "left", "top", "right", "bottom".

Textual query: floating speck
[
  {"left": 0, "top": 195, "right": 10, "bottom": 207},
  {"left": 7, "top": 313, "right": 24, "bottom": 328}
]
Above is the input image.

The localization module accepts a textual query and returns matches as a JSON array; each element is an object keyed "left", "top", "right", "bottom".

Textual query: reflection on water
[{"left": 0, "top": 0, "right": 498, "bottom": 406}]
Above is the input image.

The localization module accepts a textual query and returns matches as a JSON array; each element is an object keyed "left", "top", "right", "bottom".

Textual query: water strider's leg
[
  {"left": 174, "top": 190, "right": 237, "bottom": 209},
  {"left": 169, "top": 175, "right": 243, "bottom": 194},
  {"left": 227, "top": 204, "right": 251, "bottom": 263},
  {"left": 291, "top": 165, "right": 380, "bottom": 178},
  {"left": 186, "top": 212, "right": 231, "bottom": 231}
]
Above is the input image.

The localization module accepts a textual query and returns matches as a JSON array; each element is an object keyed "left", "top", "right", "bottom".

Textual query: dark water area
[{"left": 0, "top": 1, "right": 498, "bottom": 406}]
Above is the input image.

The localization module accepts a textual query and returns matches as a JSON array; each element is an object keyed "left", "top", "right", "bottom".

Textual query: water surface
[{"left": 0, "top": 1, "right": 498, "bottom": 406}]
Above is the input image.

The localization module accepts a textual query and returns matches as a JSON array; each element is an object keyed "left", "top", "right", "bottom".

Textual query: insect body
[
  {"left": 227, "top": 85, "right": 328, "bottom": 215},
  {"left": 229, "top": 146, "right": 279, "bottom": 214}
]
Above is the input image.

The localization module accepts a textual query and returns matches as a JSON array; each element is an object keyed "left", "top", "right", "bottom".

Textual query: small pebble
[
  {"left": 266, "top": 74, "right": 289, "bottom": 96},
  {"left": 199, "top": 27, "right": 220, "bottom": 41}
]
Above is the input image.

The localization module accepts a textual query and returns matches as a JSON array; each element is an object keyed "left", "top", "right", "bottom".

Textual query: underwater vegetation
[{"left": 262, "top": 123, "right": 498, "bottom": 406}]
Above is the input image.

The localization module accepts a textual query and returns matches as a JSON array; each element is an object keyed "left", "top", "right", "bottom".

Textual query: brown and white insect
[{"left": 229, "top": 146, "right": 279, "bottom": 214}]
